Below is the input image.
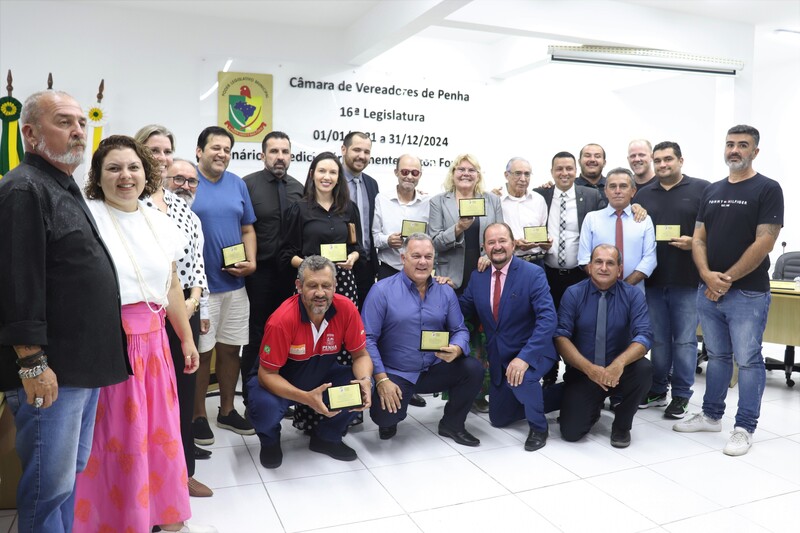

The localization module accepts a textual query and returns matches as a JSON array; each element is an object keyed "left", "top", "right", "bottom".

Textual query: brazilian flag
[{"left": 0, "top": 95, "right": 24, "bottom": 179}]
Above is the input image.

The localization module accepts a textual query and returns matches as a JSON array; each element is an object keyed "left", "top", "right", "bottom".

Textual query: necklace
[{"left": 105, "top": 203, "right": 171, "bottom": 313}]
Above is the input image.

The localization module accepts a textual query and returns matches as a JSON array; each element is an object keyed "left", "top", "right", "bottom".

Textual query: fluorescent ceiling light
[{"left": 548, "top": 46, "right": 744, "bottom": 76}]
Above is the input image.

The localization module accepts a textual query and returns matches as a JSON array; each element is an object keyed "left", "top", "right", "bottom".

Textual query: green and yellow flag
[{"left": 0, "top": 95, "right": 24, "bottom": 179}]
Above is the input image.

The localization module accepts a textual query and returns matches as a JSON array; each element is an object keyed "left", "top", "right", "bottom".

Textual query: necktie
[
  {"left": 277, "top": 177, "right": 288, "bottom": 215},
  {"left": 558, "top": 192, "right": 567, "bottom": 267},
  {"left": 594, "top": 290, "right": 607, "bottom": 366},
  {"left": 492, "top": 271, "right": 502, "bottom": 322},
  {"left": 353, "top": 177, "right": 370, "bottom": 253},
  {"left": 615, "top": 211, "right": 624, "bottom": 279}
]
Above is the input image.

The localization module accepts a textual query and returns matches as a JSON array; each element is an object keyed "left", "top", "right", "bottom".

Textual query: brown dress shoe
[{"left": 188, "top": 477, "right": 213, "bottom": 497}]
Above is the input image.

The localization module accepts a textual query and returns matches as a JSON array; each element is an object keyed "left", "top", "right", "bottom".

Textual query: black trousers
[
  {"left": 559, "top": 358, "right": 652, "bottom": 441},
  {"left": 545, "top": 265, "right": 587, "bottom": 310},
  {"left": 353, "top": 256, "right": 377, "bottom": 309},
  {"left": 377, "top": 262, "right": 400, "bottom": 281},
  {"left": 166, "top": 288, "right": 201, "bottom": 477},
  {"left": 242, "top": 263, "right": 297, "bottom": 403},
  {"left": 369, "top": 356, "right": 483, "bottom": 431}
]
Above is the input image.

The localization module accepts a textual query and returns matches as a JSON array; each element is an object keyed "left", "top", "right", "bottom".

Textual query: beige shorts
[{"left": 198, "top": 287, "right": 250, "bottom": 353}]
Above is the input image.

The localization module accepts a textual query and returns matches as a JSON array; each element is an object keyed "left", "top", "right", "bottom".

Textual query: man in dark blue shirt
[
  {"left": 362, "top": 233, "right": 482, "bottom": 445},
  {"left": 634, "top": 142, "right": 709, "bottom": 418},
  {"left": 555, "top": 244, "right": 653, "bottom": 448}
]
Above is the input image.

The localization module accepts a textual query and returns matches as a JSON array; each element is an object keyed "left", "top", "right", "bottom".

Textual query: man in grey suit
[{"left": 534, "top": 151, "right": 606, "bottom": 308}]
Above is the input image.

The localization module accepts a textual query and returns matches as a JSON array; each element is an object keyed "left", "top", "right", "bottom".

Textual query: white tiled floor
[{"left": 3, "top": 344, "right": 800, "bottom": 532}]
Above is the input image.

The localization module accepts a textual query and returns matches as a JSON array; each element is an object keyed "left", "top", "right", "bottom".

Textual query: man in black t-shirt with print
[{"left": 673, "top": 125, "right": 783, "bottom": 457}]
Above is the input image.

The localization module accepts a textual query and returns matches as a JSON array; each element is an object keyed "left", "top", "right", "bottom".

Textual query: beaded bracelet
[{"left": 18, "top": 360, "right": 49, "bottom": 380}]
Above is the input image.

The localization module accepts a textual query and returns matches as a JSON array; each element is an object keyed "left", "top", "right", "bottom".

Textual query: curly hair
[{"left": 84, "top": 135, "right": 160, "bottom": 200}]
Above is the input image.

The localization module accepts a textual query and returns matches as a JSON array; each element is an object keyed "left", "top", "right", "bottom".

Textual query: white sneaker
[
  {"left": 723, "top": 427, "right": 753, "bottom": 456},
  {"left": 672, "top": 412, "right": 721, "bottom": 433}
]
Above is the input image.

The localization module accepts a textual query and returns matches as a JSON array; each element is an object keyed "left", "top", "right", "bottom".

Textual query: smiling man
[
  {"left": 246, "top": 256, "right": 373, "bottom": 468},
  {"left": 362, "top": 233, "right": 481, "bottom": 444},
  {"left": 191, "top": 126, "right": 257, "bottom": 445},
  {"left": 460, "top": 223, "right": 558, "bottom": 452},
  {"left": 575, "top": 143, "right": 608, "bottom": 198},
  {"left": 372, "top": 154, "right": 429, "bottom": 280},
  {"left": 634, "top": 142, "right": 710, "bottom": 417},
  {"left": 578, "top": 168, "right": 656, "bottom": 293},
  {"left": 499, "top": 157, "right": 550, "bottom": 266},
  {"left": 556, "top": 244, "right": 653, "bottom": 448},
  {"left": 342, "top": 131, "right": 380, "bottom": 307},
  {"left": 627, "top": 139, "right": 655, "bottom": 188}
]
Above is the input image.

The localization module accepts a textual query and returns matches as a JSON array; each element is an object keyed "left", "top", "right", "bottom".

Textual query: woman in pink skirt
[{"left": 73, "top": 135, "right": 215, "bottom": 533}]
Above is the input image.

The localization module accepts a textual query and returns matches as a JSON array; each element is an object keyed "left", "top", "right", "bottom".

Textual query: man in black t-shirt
[
  {"left": 635, "top": 142, "right": 709, "bottom": 418},
  {"left": 673, "top": 125, "right": 784, "bottom": 457}
]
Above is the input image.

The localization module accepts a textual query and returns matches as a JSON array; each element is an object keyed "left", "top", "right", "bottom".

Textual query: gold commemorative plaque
[
  {"left": 420, "top": 330, "right": 450, "bottom": 351},
  {"left": 327, "top": 383, "right": 363, "bottom": 410},
  {"left": 221, "top": 243, "right": 246, "bottom": 268},
  {"left": 656, "top": 225, "right": 681, "bottom": 241},
  {"left": 523, "top": 226, "right": 548, "bottom": 243},
  {"left": 320, "top": 243, "right": 348, "bottom": 262},
  {"left": 401, "top": 219, "right": 428, "bottom": 237},
  {"left": 458, "top": 198, "right": 486, "bottom": 217}
]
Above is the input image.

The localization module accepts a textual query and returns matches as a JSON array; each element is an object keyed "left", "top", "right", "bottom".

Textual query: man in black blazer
[
  {"left": 534, "top": 151, "right": 606, "bottom": 309},
  {"left": 342, "top": 131, "right": 380, "bottom": 309}
]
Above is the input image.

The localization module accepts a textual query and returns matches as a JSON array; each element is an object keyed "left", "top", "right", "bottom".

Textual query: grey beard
[
  {"left": 173, "top": 188, "right": 195, "bottom": 207},
  {"left": 36, "top": 139, "right": 85, "bottom": 167}
]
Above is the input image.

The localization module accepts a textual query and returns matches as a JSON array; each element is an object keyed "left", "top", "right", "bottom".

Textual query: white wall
[{"left": 1, "top": 0, "right": 796, "bottom": 264}]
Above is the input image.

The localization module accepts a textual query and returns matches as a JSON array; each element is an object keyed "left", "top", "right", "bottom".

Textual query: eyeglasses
[
  {"left": 510, "top": 171, "right": 531, "bottom": 178},
  {"left": 455, "top": 167, "right": 478, "bottom": 175},
  {"left": 398, "top": 169, "right": 421, "bottom": 177},
  {"left": 168, "top": 175, "right": 199, "bottom": 187}
]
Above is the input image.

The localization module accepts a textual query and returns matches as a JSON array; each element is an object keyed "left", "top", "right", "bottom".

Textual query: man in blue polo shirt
[
  {"left": 362, "top": 233, "right": 482, "bottom": 444},
  {"left": 246, "top": 256, "right": 373, "bottom": 468}
]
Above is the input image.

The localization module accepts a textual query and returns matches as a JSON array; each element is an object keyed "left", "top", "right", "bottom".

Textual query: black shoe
[
  {"left": 259, "top": 442, "right": 283, "bottom": 469},
  {"left": 611, "top": 428, "right": 631, "bottom": 448},
  {"left": 664, "top": 397, "right": 689, "bottom": 419},
  {"left": 524, "top": 428, "right": 548, "bottom": 451},
  {"left": 409, "top": 394, "right": 427, "bottom": 407},
  {"left": 438, "top": 422, "right": 480, "bottom": 447},
  {"left": 192, "top": 417, "right": 215, "bottom": 446},
  {"left": 194, "top": 445, "right": 212, "bottom": 460},
  {"left": 309, "top": 435, "right": 357, "bottom": 461},
  {"left": 284, "top": 405, "right": 295, "bottom": 419},
  {"left": 216, "top": 408, "right": 255, "bottom": 436},
  {"left": 378, "top": 425, "right": 397, "bottom": 440}
]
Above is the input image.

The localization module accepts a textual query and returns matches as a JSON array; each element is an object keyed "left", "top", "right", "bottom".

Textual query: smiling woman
[{"left": 74, "top": 136, "right": 213, "bottom": 533}]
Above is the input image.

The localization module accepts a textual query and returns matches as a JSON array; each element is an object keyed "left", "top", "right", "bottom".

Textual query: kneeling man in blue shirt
[
  {"left": 362, "top": 233, "right": 483, "bottom": 445},
  {"left": 555, "top": 244, "right": 653, "bottom": 448}
]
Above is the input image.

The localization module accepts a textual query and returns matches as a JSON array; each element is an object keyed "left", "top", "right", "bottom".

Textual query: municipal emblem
[{"left": 218, "top": 72, "right": 273, "bottom": 141}]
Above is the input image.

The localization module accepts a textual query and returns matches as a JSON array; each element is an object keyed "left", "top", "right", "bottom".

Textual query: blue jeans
[
  {"left": 646, "top": 286, "right": 699, "bottom": 399},
  {"left": 5, "top": 386, "right": 100, "bottom": 533},
  {"left": 697, "top": 285, "right": 770, "bottom": 433}
]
